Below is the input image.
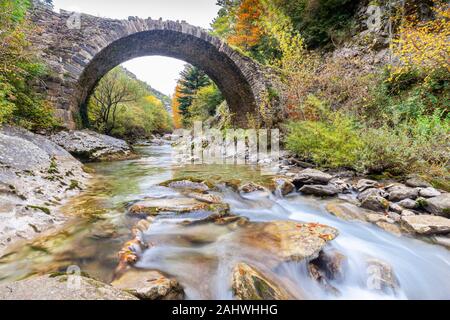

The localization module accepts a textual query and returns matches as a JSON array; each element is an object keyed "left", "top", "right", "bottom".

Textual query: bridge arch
[{"left": 30, "top": 3, "right": 279, "bottom": 129}]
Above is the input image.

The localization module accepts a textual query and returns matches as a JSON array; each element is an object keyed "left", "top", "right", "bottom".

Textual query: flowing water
[{"left": 0, "top": 143, "right": 449, "bottom": 299}]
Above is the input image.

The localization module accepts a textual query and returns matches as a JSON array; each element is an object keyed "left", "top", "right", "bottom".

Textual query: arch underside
[{"left": 78, "top": 30, "right": 259, "bottom": 127}]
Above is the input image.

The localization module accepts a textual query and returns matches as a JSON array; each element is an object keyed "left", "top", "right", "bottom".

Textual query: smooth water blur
[{"left": 0, "top": 144, "right": 449, "bottom": 299}]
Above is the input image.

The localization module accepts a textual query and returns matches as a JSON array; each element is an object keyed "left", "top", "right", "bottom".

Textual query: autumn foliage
[
  {"left": 171, "top": 85, "right": 183, "bottom": 129},
  {"left": 391, "top": 1, "right": 450, "bottom": 80},
  {"left": 228, "top": 0, "right": 265, "bottom": 49}
]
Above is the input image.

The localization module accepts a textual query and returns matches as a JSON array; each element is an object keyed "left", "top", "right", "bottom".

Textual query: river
[{"left": 0, "top": 143, "right": 449, "bottom": 299}]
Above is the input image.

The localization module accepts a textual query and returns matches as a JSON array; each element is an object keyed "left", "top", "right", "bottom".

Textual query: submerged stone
[{"left": 128, "top": 197, "right": 209, "bottom": 216}]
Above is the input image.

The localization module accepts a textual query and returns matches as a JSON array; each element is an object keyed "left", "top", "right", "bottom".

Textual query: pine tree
[{"left": 176, "top": 65, "right": 211, "bottom": 118}]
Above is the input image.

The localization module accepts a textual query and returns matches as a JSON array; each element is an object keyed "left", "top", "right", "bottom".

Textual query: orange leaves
[
  {"left": 227, "top": 0, "right": 265, "bottom": 49},
  {"left": 319, "top": 234, "right": 334, "bottom": 242}
]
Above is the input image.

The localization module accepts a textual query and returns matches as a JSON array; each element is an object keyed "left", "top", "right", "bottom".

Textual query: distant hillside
[{"left": 121, "top": 67, "right": 172, "bottom": 113}]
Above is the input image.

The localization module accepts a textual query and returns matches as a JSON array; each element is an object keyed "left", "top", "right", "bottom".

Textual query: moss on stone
[{"left": 27, "top": 205, "right": 51, "bottom": 215}]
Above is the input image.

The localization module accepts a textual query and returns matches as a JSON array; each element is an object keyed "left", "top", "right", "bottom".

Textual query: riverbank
[
  {"left": 0, "top": 126, "right": 138, "bottom": 256},
  {"left": 0, "top": 131, "right": 449, "bottom": 300}
]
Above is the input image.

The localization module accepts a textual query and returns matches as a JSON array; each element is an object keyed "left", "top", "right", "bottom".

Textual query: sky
[{"left": 52, "top": 0, "right": 221, "bottom": 96}]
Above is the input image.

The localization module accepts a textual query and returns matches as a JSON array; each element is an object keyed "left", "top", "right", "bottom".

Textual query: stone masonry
[{"left": 29, "top": 2, "right": 281, "bottom": 129}]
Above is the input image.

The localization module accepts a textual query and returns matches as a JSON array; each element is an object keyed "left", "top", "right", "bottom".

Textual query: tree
[
  {"left": 0, "top": 0, "right": 57, "bottom": 130},
  {"left": 228, "top": 0, "right": 265, "bottom": 49},
  {"left": 171, "top": 85, "right": 183, "bottom": 129},
  {"left": 90, "top": 67, "right": 141, "bottom": 134},
  {"left": 176, "top": 65, "right": 211, "bottom": 118}
]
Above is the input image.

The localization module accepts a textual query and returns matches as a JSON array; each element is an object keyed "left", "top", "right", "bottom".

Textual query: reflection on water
[{"left": 0, "top": 144, "right": 449, "bottom": 299}]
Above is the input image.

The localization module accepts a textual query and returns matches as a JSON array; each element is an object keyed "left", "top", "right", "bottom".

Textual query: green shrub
[
  {"left": 358, "top": 111, "right": 449, "bottom": 175},
  {"left": 0, "top": 0, "right": 59, "bottom": 131},
  {"left": 286, "top": 112, "right": 364, "bottom": 168}
]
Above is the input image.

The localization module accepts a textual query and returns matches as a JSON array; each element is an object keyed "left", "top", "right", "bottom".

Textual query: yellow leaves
[
  {"left": 144, "top": 95, "right": 163, "bottom": 107},
  {"left": 171, "top": 85, "right": 183, "bottom": 129},
  {"left": 391, "top": 0, "right": 450, "bottom": 82},
  {"left": 319, "top": 234, "right": 334, "bottom": 242}
]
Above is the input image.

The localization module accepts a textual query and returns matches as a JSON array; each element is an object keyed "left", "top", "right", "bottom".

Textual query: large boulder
[
  {"left": 401, "top": 215, "right": 450, "bottom": 235},
  {"left": 292, "top": 169, "right": 333, "bottom": 186},
  {"left": 111, "top": 269, "right": 184, "bottom": 300},
  {"left": 422, "top": 194, "right": 450, "bottom": 217},
  {"left": 49, "top": 130, "right": 134, "bottom": 162},
  {"left": 0, "top": 126, "right": 88, "bottom": 255},
  {"left": 231, "top": 263, "right": 292, "bottom": 300},
  {"left": 238, "top": 221, "right": 339, "bottom": 262},
  {"left": 0, "top": 275, "right": 137, "bottom": 300},
  {"left": 299, "top": 184, "right": 340, "bottom": 197}
]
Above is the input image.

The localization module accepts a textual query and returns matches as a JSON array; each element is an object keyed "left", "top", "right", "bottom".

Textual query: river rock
[
  {"left": 238, "top": 221, "right": 339, "bottom": 262},
  {"left": 405, "top": 177, "right": 432, "bottom": 188},
  {"left": 389, "top": 202, "right": 404, "bottom": 214},
  {"left": 272, "top": 178, "right": 295, "bottom": 196},
  {"left": 360, "top": 195, "right": 389, "bottom": 212},
  {"left": 401, "top": 209, "right": 416, "bottom": 217},
  {"left": 128, "top": 197, "right": 209, "bottom": 216},
  {"left": 49, "top": 130, "right": 134, "bottom": 162},
  {"left": 292, "top": 169, "right": 333, "bottom": 186},
  {"left": 375, "top": 221, "right": 403, "bottom": 236},
  {"left": 239, "top": 182, "right": 266, "bottom": 193},
  {"left": 231, "top": 263, "right": 292, "bottom": 300},
  {"left": 387, "top": 185, "right": 419, "bottom": 202},
  {"left": 326, "top": 202, "right": 368, "bottom": 221},
  {"left": 356, "top": 179, "right": 380, "bottom": 192},
  {"left": 366, "top": 214, "right": 394, "bottom": 224},
  {"left": 310, "top": 250, "right": 347, "bottom": 281},
  {"left": 111, "top": 269, "right": 184, "bottom": 300},
  {"left": 187, "top": 192, "right": 222, "bottom": 204},
  {"left": 329, "top": 178, "right": 353, "bottom": 194},
  {"left": 0, "top": 275, "right": 137, "bottom": 300},
  {"left": 357, "top": 188, "right": 388, "bottom": 201},
  {"left": 419, "top": 187, "right": 441, "bottom": 198},
  {"left": 422, "top": 194, "right": 450, "bottom": 217},
  {"left": 307, "top": 263, "right": 340, "bottom": 295},
  {"left": 387, "top": 211, "right": 402, "bottom": 222},
  {"left": 401, "top": 215, "right": 450, "bottom": 235},
  {"left": 429, "top": 235, "right": 450, "bottom": 250},
  {"left": 167, "top": 180, "right": 210, "bottom": 193},
  {"left": 0, "top": 126, "right": 88, "bottom": 255},
  {"left": 397, "top": 198, "right": 418, "bottom": 209},
  {"left": 299, "top": 184, "right": 340, "bottom": 197},
  {"left": 366, "top": 259, "right": 399, "bottom": 293}
]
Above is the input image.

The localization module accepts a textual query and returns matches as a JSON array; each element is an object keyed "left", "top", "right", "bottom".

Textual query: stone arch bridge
[{"left": 29, "top": 3, "right": 282, "bottom": 129}]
